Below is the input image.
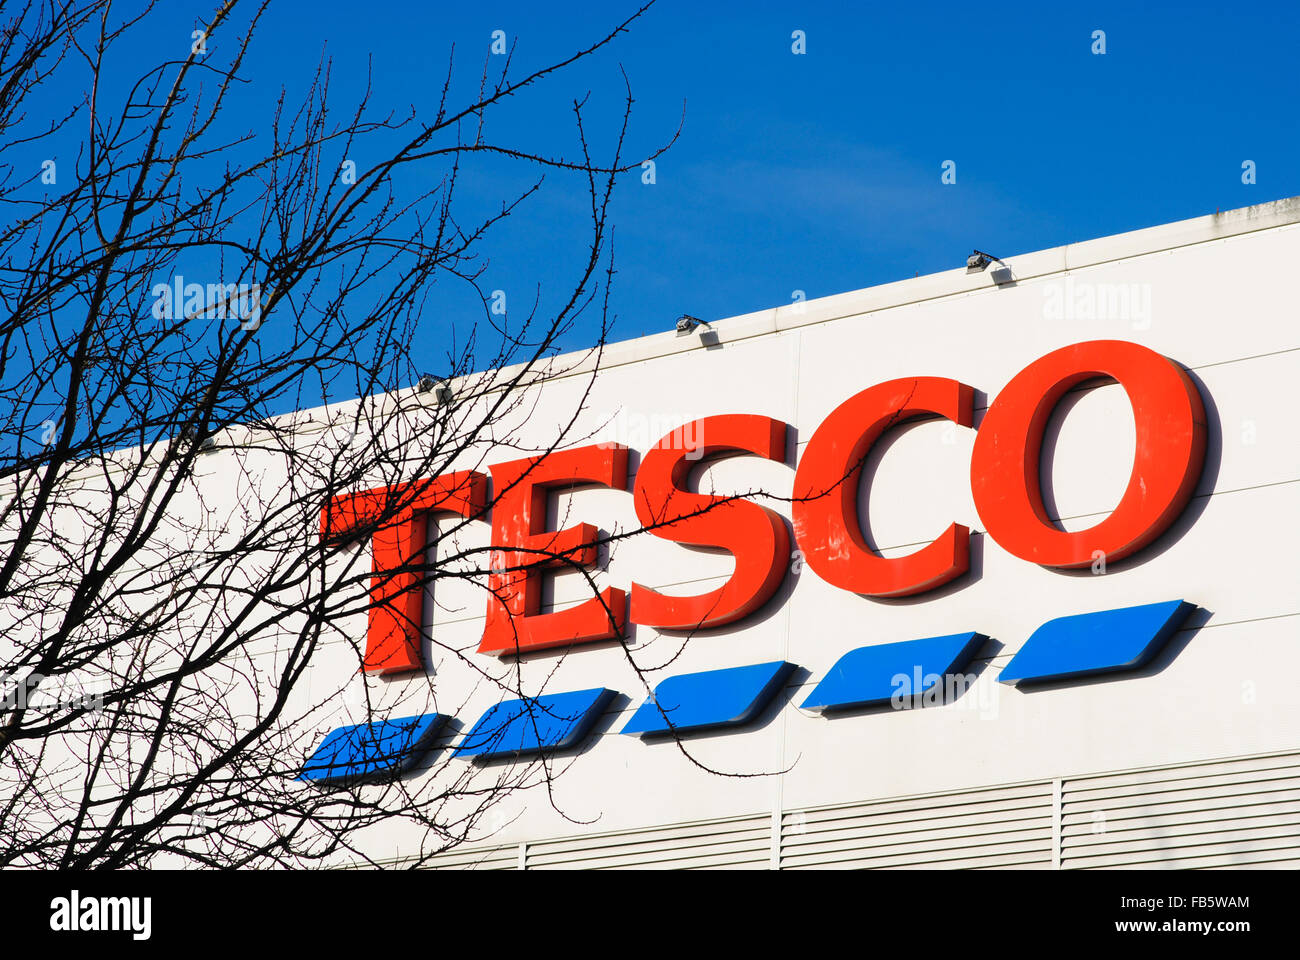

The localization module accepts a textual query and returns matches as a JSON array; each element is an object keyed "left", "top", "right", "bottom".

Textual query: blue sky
[
  {"left": 26, "top": 0, "right": 1300, "bottom": 395},
  {"left": 317, "top": 0, "right": 1294, "bottom": 344}
]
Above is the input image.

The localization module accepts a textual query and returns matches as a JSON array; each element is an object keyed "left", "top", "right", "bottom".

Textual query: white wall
[{"left": 275, "top": 201, "right": 1300, "bottom": 862}]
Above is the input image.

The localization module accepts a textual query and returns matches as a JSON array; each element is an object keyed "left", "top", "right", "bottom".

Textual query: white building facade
[{"left": 298, "top": 198, "right": 1300, "bottom": 870}]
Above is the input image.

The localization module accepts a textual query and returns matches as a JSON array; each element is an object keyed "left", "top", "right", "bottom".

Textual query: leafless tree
[{"left": 0, "top": 0, "right": 748, "bottom": 868}]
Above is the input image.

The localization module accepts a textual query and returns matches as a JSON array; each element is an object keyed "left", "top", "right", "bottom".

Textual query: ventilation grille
[
  {"left": 417, "top": 751, "right": 1300, "bottom": 870},
  {"left": 422, "top": 843, "right": 519, "bottom": 870},
  {"left": 526, "top": 814, "right": 770, "bottom": 870},
  {"left": 1061, "top": 751, "right": 1300, "bottom": 869},
  {"left": 780, "top": 781, "right": 1054, "bottom": 869}
]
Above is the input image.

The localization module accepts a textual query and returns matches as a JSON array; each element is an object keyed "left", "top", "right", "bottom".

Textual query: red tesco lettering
[{"left": 321, "top": 340, "right": 1207, "bottom": 673}]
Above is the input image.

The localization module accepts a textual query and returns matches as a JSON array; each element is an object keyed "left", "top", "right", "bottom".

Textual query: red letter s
[{"left": 630, "top": 415, "right": 790, "bottom": 630}]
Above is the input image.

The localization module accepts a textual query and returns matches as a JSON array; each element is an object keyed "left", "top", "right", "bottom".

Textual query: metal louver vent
[
  {"left": 780, "top": 781, "right": 1055, "bottom": 870},
  {"left": 526, "top": 814, "right": 771, "bottom": 870},
  {"left": 1061, "top": 751, "right": 1300, "bottom": 869},
  {"left": 413, "top": 750, "right": 1300, "bottom": 870}
]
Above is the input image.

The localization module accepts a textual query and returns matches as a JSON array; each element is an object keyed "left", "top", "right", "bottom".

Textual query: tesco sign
[{"left": 322, "top": 339, "right": 1207, "bottom": 675}]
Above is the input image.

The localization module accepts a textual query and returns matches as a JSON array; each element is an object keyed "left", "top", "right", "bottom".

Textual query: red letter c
[{"left": 792, "top": 377, "right": 974, "bottom": 597}]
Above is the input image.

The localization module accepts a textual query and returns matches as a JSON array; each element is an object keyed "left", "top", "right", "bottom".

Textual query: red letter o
[{"left": 970, "top": 340, "right": 1206, "bottom": 568}]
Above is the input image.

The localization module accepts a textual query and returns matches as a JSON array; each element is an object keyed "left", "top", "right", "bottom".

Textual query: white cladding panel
[{"left": 259, "top": 203, "right": 1300, "bottom": 866}]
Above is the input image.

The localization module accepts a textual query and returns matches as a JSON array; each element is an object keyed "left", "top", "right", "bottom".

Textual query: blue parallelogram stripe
[
  {"left": 454, "top": 687, "right": 614, "bottom": 760},
  {"left": 621, "top": 661, "right": 797, "bottom": 736},
  {"left": 299, "top": 713, "right": 447, "bottom": 783},
  {"left": 801, "top": 632, "right": 986, "bottom": 711},
  {"left": 998, "top": 599, "right": 1196, "bottom": 685}
]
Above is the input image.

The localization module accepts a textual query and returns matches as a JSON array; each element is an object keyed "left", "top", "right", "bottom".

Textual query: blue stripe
[
  {"left": 998, "top": 600, "right": 1196, "bottom": 685},
  {"left": 622, "top": 661, "right": 796, "bottom": 736},
  {"left": 454, "top": 688, "right": 614, "bottom": 759},
  {"left": 801, "top": 632, "right": 986, "bottom": 711},
  {"left": 300, "top": 713, "right": 447, "bottom": 783}
]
